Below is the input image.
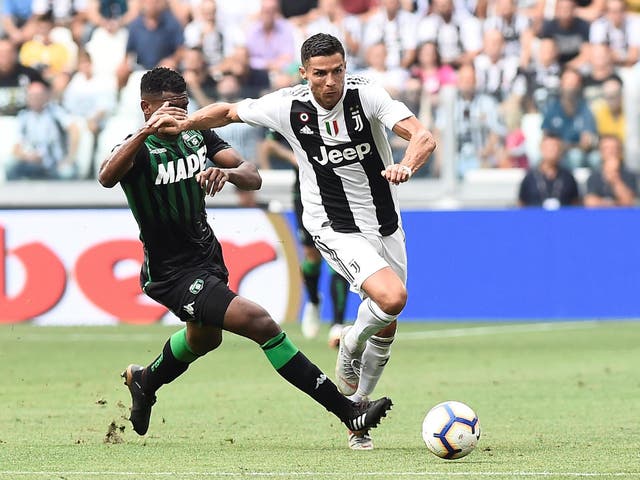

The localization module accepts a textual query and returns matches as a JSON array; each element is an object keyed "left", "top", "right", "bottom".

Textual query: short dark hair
[
  {"left": 140, "top": 67, "right": 186, "bottom": 97},
  {"left": 542, "top": 130, "right": 564, "bottom": 142},
  {"left": 300, "top": 33, "right": 345, "bottom": 65}
]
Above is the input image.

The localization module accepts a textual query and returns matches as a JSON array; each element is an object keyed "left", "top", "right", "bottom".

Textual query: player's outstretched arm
[
  {"left": 152, "top": 103, "right": 242, "bottom": 135},
  {"left": 187, "top": 102, "right": 243, "bottom": 130},
  {"left": 382, "top": 116, "right": 436, "bottom": 185}
]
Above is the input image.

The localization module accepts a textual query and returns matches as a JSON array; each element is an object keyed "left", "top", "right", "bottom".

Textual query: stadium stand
[{"left": 0, "top": 0, "right": 637, "bottom": 208}]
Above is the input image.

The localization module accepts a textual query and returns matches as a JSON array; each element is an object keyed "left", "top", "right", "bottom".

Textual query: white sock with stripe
[
  {"left": 343, "top": 298, "right": 396, "bottom": 354},
  {"left": 354, "top": 335, "right": 394, "bottom": 399}
]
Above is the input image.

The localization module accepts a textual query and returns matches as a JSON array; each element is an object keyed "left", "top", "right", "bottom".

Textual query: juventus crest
[{"left": 350, "top": 106, "right": 364, "bottom": 132}]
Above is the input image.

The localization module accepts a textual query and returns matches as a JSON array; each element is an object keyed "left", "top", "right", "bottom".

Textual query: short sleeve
[
  {"left": 361, "top": 83, "right": 413, "bottom": 131},
  {"left": 236, "top": 91, "right": 285, "bottom": 131},
  {"left": 202, "top": 129, "right": 231, "bottom": 159}
]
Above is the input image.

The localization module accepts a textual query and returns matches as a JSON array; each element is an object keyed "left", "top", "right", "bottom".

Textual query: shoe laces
[
  {"left": 351, "top": 399, "right": 371, "bottom": 414},
  {"left": 350, "top": 359, "right": 362, "bottom": 377}
]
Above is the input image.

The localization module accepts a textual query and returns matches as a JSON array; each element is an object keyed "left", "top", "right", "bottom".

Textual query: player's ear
[
  {"left": 299, "top": 65, "right": 307, "bottom": 81},
  {"left": 140, "top": 99, "right": 151, "bottom": 115}
]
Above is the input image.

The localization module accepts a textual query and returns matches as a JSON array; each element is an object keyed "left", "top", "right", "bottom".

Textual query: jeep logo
[{"left": 311, "top": 143, "right": 371, "bottom": 165}]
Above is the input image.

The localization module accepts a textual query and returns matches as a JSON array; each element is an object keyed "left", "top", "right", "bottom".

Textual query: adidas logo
[
  {"left": 300, "top": 125, "right": 313, "bottom": 135},
  {"left": 349, "top": 413, "right": 367, "bottom": 431}
]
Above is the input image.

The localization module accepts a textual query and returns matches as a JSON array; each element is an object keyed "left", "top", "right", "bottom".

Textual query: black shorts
[{"left": 144, "top": 269, "right": 237, "bottom": 328}]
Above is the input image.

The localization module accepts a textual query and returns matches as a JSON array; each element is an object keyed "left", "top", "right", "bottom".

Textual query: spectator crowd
[{"left": 0, "top": 0, "right": 638, "bottom": 207}]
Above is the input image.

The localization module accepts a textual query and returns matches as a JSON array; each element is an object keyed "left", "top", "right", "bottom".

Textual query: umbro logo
[{"left": 300, "top": 125, "right": 313, "bottom": 135}]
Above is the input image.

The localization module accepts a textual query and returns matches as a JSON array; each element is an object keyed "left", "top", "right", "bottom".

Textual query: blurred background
[{"left": 1, "top": 0, "right": 639, "bottom": 325}]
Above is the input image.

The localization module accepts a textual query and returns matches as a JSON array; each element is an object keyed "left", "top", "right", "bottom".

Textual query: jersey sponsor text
[
  {"left": 311, "top": 142, "right": 371, "bottom": 166},
  {"left": 155, "top": 146, "right": 207, "bottom": 185}
]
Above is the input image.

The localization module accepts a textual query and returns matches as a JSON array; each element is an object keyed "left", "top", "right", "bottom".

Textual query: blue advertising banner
[{"left": 288, "top": 208, "right": 640, "bottom": 321}]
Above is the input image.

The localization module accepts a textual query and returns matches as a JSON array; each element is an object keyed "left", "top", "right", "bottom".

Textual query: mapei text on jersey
[{"left": 154, "top": 146, "right": 207, "bottom": 185}]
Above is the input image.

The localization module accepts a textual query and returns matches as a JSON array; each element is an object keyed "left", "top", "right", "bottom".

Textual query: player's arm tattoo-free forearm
[{"left": 98, "top": 128, "right": 149, "bottom": 187}]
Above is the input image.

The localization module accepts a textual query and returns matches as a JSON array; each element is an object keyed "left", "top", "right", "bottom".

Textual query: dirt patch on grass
[{"left": 104, "top": 420, "right": 125, "bottom": 444}]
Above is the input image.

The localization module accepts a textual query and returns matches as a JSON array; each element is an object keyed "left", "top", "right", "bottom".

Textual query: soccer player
[
  {"left": 260, "top": 130, "right": 350, "bottom": 345},
  {"left": 152, "top": 33, "right": 436, "bottom": 450},
  {"left": 97, "top": 67, "right": 393, "bottom": 441}
]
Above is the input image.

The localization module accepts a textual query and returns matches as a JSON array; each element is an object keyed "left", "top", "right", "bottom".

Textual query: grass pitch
[{"left": 0, "top": 321, "right": 638, "bottom": 480}]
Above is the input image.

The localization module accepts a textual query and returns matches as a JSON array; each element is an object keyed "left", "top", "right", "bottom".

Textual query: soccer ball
[{"left": 421, "top": 401, "right": 481, "bottom": 459}]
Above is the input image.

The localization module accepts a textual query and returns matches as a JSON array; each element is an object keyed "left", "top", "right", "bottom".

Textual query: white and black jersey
[{"left": 237, "top": 75, "right": 413, "bottom": 236}]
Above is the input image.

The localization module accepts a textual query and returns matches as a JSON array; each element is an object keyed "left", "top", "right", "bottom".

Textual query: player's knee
[
  {"left": 251, "top": 313, "right": 281, "bottom": 345},
  {"left": 377, "top": 286, "right": 407, "bottom": 316},
  {"left": 187, "top": 331, "right": 223, "bottom": 355}
]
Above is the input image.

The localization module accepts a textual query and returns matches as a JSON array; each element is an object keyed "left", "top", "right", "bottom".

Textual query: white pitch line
[
  {"left": 0, "top": 471, "right": 634, "bottom": 478},
  {"left": 396, "top": 321, "right": 599, "bottom": 340},
  {"left": 1, "top": 321, "right": 602, "bottom": 343}
]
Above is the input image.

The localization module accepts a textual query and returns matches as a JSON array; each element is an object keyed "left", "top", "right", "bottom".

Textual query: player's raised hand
[
  {"left": 381, "top": 164, "right": 413, "bottom": 185},
  {"left": 146, "top": 102, "right": 188, "bottom": 134},
  {"left": 196, "top": 167, "right": 229, "bottom": 197}
]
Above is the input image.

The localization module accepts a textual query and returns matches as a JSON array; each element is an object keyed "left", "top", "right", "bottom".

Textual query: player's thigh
[
  {"left": 362, "top": 228, "right": 408, "bottom": 313},
  {"left": 311, "top": 229, "right": 389, "bottom": 294},
  {"left": 144, "top": 269, "right": 236, "bottom": 328},
  {"left": 361, "top": 266, "right": 407, "bottom": 314},
  {"left": 381, "top": 226, "right": 408, "bottom": 284}
]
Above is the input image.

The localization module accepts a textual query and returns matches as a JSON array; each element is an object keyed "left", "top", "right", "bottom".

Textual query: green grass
[{"left": 0, "top": 321, "right": 639, "bottom": 480}]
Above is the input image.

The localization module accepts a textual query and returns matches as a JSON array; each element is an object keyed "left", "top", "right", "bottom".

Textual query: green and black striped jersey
[{"left": 119, "top": 129, "right": 231, "bottom": 284}]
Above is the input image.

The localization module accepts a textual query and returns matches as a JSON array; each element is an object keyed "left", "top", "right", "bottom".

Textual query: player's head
[
  {"left": 140, "top": 67, "right": 188, "bottom": 120},
  {"left": 299, "top": 33, "right": 346, "bottom": 110}
]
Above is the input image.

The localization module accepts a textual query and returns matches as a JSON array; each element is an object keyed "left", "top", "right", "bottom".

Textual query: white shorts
[{"left": 311, "top": 226, "right": 407, "bottom": 296}]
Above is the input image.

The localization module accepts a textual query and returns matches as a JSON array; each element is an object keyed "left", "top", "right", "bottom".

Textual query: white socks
[
  {"left": 352, "top": 334, "right": 394, "bottom": 401},
  {"left": 343, "top": 298, "right": 396, "bottom": 354},
  {"left": 343, "top": 298, "right": 398, "bottom": 403}
]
